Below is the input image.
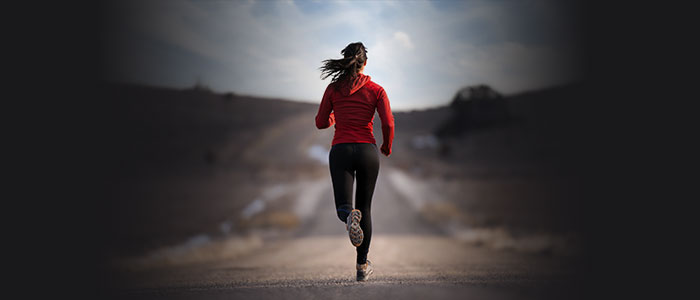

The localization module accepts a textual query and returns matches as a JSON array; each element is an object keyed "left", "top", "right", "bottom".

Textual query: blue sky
[{"left": 102, "top": 0, "right": 582, "bottom": 111}]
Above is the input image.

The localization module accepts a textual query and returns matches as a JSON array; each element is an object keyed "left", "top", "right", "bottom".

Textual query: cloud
[
  {"left": 393, "top": 31, "right": 414, "bottom": 50},
  {"left": 103, "top": 0, "right": 582, "bottom": 111}
]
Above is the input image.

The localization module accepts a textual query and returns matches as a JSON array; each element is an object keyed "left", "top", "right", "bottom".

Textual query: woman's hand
[{"left": 380, "top": 144, "right": 391, "bottom": 157}]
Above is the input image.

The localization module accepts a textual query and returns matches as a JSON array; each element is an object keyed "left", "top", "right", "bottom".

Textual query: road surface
[{"left": 105, "top": 167, "right": 584, "bottom": 299}]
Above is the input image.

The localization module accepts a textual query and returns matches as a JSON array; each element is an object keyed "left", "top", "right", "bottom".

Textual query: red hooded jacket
[{"left": 315, "top": 73, "right": 394, "bottom": 155}]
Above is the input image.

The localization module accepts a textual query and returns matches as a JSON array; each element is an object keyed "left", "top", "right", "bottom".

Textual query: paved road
[{"left": 106, "top": 166, "right": 583, "bottom": 299}]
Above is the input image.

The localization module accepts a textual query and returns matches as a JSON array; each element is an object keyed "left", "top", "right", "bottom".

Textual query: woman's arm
[
  {"left": 315, "top": 85, "right": 335, "bottom": 129},
  {"left": 376, "top": 88, "right": 395, "bottom": 156}
]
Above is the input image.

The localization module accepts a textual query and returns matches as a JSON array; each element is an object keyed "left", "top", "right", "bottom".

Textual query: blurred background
[
  {"left": 11, "top": 0, "right": 696, "bottom": 298},
  {"left": 94, "top": 0, "right": 591, "bottom": 297}
]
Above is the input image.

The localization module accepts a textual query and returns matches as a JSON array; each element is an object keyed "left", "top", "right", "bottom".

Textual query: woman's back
[{"left": 316, "top": 73, "right": 393, "bottom": 147}]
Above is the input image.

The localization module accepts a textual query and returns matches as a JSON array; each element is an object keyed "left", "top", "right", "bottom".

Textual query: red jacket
[{"left": 315, "top": 73, "right": 395, "bottom": 155}]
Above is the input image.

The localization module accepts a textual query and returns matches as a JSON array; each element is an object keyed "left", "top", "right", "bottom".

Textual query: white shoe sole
[{"left": 347, "top": 209, "right": 363, "bottom": 247}]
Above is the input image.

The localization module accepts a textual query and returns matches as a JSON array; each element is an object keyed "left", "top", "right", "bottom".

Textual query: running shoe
[
  {"left": 346, "top": 209, "right": 363, "bottom": 247},
  {"left": 356, "top": 260, "right": 374, "bottom": 281}
]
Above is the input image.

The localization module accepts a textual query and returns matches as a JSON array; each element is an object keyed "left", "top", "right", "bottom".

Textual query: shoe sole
[{"left": 348, "top": 209, "right": 363, "bottom": 247}]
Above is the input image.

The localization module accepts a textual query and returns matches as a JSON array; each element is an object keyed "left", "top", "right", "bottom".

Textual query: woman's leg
[
  {"left": 329, "top": 144, "right": 355, "bottom": 222},
  {"left": 354, "top": 143, "right": 380, "bottom": 264}
]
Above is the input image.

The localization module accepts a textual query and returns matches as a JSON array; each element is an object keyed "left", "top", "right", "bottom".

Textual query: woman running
[{"left": 315, "top": 42, "right": 395, "bottom": 281}]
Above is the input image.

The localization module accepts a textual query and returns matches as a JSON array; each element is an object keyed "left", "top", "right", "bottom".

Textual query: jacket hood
[{"left": 338, "top": 73, "right": 371, "bottom": 96}]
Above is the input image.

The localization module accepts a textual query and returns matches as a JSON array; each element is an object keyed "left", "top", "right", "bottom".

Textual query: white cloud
[
  {"left": 393, "top": 31, "right": 414, "bottom": 49},
  {"left": 107, "top": 0, "right": 582, "bottom": 111}
]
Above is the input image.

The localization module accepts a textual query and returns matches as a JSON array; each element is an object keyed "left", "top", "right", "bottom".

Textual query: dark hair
[{"left": 319, "top": 42, "right": 368, "bottom": 83}]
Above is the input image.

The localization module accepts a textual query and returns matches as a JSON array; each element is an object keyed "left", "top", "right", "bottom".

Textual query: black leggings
[{"left": 329, "top": 143, "right": 379, "bottom": 265}]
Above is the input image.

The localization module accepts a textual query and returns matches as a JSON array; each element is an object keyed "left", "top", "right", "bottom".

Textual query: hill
[{"left": 98, "top": 82, "right": 588, "bottom": 262}]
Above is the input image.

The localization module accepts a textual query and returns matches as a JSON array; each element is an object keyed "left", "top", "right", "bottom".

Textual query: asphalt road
[{"left": 105, "top": 166, "right": 584, "bottom": 299}]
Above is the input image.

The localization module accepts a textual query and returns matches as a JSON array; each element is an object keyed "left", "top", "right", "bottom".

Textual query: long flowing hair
[{"left": 319, "top": 42, "right": 368, "bottom": 83}]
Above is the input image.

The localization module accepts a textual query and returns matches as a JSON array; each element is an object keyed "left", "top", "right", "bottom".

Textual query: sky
[{"left": 101, "top": 0, "right": 582, "bottom": 111}]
